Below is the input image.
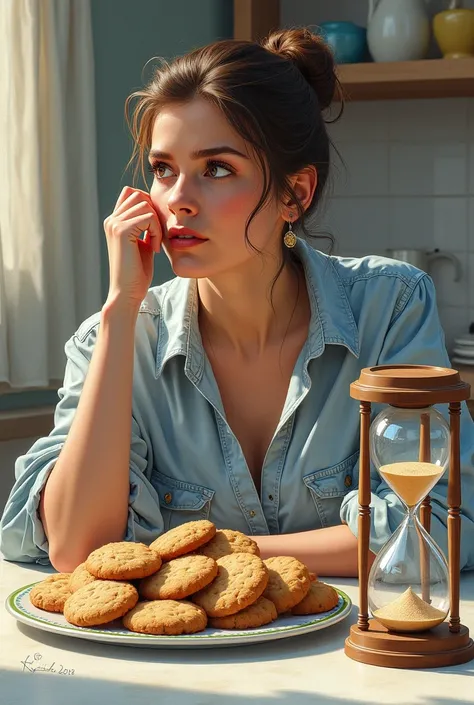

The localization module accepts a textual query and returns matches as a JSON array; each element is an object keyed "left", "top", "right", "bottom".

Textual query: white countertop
[{"left": 1, "top": 558, "right": 473, "bottom": 705}]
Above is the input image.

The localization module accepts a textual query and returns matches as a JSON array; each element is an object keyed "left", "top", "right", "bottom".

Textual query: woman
[{"left": 1, "top": 29, "right": 474, "bottom": 575}]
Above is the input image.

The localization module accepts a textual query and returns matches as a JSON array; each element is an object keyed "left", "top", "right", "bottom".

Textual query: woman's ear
[{"left": 282, "top": 166, "right": 318, "bottom": 219}]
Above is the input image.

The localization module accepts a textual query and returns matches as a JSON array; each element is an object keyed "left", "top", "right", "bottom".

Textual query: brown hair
[{"left": 125, "top": 27, "right": 343, "bottom": 269}]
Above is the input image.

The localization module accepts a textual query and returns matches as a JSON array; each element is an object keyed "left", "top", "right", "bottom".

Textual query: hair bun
[{"left": 262, "top": 28, "right": 337, "bottom": 110}]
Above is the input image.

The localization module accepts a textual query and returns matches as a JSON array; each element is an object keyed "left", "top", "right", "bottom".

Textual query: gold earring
[{"left": 283, "top": 218, "right": 297, "bottom": 248}]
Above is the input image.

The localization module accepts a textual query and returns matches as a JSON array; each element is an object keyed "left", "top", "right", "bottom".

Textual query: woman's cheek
[
  {"left": 149, "top": 183, "right": 165, "bottom": 211},
  {"left": 214, "top": 187, "right": 257, "bottom": 220}
]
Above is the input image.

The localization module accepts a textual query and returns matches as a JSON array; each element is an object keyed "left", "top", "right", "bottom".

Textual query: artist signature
[{"left": 20, "top": 653, "right": 75, "bottom": 675}]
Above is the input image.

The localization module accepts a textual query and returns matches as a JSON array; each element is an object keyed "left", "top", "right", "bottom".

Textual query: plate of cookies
[{"left": 6, "top": 520, "right": 352, "bottom": 648}]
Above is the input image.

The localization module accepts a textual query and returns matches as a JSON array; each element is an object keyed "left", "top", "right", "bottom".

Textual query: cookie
[
  {"left": 209, "top": 596, "right": 277, "bottom": 630},
  {"left": 123, "top": 599, "right": 207, "bottom": 635},
  {"left": 63, "top": 580, "right": 139, "bottom": 627},
  {"left": 197, "top": 529, "right": 260, "bottom": 560},
  {"left": 139, "top": 554, "right": 218, "bottom": 600},
  {"left": 85, "top": 541, "right": 162, "bottom": 580},
  {"left": 262, "top": 556, "right": 311, "bottom": 614},
  {"left": 29, "top": 573, "right": 72, "bottom": 613},
  {"left": 192, "top": 552, "right": 268, "bottom": 617},
  {"left": 69, "top": 563, "right": 97, "bottom": 593},
  {"left": 309, "top": 571, "right": 317, "bottom": 582},
  {"left": 291, "top": 581, "right": 340, "bottom": 615},
  {"left": 150, "top": 520, "right": 216, "bottom": 561}
]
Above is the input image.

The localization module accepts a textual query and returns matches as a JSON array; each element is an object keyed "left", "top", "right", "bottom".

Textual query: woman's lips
[
  {"left": 167, "top": 236, "right": 207, "bottom": 250},
  {"left": 167, "top": 227, "right": 208, "bottom": 250}
]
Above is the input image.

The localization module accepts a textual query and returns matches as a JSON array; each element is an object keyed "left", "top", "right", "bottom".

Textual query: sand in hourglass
[
  {"left": 374, "top": 461, "right": 446, "bottom": 631},
  {"left": 379, "top": 461, "right": 444, "bottom": 508},
  {"left": 374, "top": 587, "right": 446, "bottom": 632}
]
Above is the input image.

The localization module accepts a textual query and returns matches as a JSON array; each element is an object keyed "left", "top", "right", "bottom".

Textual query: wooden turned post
[
  {"left": 357, "top": 401, "right": 372, "bottom": 631},
  {"left": 448, "top": 402, "right": 462, "bottom": 633},
  {"left": 419, "top": 412, "right": 432, "bottom": 533},
  {"left": 419, "top": 412, "right": 431, "bottom": 603}
]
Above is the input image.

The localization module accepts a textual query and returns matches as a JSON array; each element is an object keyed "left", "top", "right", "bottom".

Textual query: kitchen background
[
  {"left": 1, "top": 0, "right": 474, "bottom": 510},
  {"left": 290, "top": 0, "right": 474, "bottom": 353}
]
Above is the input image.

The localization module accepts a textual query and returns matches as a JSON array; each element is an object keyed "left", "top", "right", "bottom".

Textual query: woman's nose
[{"left": 167, "top": 177, "right": 198, "bottom": 216}]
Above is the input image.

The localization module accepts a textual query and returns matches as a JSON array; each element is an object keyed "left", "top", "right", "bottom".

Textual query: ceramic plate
[
  {"left": 454, "top": 337, "right": 474, "bottom": 347},
  {"left": 6, "top": 582, "right": 351, "bottom": 649},
  {"left": 452, "top": 357, "right": 474, "bottom": 367},
  {"left": 452, "top": 347, "right": 474, "bottom": 358}
]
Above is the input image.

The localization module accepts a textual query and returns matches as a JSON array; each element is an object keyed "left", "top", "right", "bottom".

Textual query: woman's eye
[
  {"left": 205, "top": 161, "right": 233, "bottom": 178},
  {"left": 148, "top": 162, "right": 173, "bottom": 179}
]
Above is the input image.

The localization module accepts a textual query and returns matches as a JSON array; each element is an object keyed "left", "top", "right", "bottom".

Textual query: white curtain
[{"left": 0, "top": 0, "right": 102, "bottom": 388}]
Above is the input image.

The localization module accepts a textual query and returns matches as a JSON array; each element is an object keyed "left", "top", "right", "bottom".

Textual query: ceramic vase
[
  {"left": 318, "top": 22, "right": 368, "bottom": 64},
  {"left": 367, "top": 0, "right": 431, "bottom": 62},
  {"left": 433, "top": 8, "right": 474, "bottom": 58}
]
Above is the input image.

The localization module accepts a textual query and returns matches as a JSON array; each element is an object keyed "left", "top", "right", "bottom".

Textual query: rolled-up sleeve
[
  {"left": 340, "top": 274, "right": 474, "bottom": 570},
  {"left": 0, "top": 324, "right": 165, "bottom": 564}
]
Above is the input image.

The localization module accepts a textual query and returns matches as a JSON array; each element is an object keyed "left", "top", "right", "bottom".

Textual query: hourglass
[{"left": 344, "top": 365, "right": 474, "bottom": 668}]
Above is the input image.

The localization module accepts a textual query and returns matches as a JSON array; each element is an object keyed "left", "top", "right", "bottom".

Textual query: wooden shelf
[
  {"left": 233, "top": 0, "right": 474, "bottom": 101},
  {"left": 337, "top": 58, "right": 474, "bottom": 101}
]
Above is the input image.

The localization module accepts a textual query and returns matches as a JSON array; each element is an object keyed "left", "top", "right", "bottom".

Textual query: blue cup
[{"left": 318, "top": 21, "right": 368, "bottom": 64}]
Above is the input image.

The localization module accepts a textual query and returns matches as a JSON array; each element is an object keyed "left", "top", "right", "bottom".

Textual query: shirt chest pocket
[
  {"left": 152, "top": 469, "right": 215, "bottom": 532},
  {"left": 303, "top": 450, "right": 359, "bottom": 528}
]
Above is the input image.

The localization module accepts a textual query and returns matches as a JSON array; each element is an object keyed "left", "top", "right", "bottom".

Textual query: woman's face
[{"left": 148, "top": 98, "right": 284, "bottom": 279}]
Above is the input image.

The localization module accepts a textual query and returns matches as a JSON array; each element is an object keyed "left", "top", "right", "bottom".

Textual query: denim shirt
[{"left": 2, "top": 239, "right": 474, "bottom": 569}]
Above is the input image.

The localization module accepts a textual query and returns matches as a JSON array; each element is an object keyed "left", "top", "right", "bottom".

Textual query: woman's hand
[{"left": 103, "top": 186, "right": 162, "bottom": 310}]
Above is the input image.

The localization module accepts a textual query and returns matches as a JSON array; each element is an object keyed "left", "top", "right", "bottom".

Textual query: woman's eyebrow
[{"left": 148, "top": 146, "right": 249, "bottom": 160}]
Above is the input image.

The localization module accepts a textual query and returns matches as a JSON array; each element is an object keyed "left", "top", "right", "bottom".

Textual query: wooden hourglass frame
[{"left": 344, "top": 364, "right": 474, "bottom": 669}]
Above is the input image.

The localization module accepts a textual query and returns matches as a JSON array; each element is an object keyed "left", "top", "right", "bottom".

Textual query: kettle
[{"left": 386, "top": 248, "right": 462, "bottom": 281}]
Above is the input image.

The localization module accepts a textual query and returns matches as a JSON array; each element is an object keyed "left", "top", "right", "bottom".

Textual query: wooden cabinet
[
  {"left": 233, "top": 0, "right": 474, "bottom": 101},
  {"left": 233, "top": 0, "right": 280, "bottom": 42}
]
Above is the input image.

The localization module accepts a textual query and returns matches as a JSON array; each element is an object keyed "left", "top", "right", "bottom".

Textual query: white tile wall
[{"left": 320, "top": 98, "right": 474, "bottom": 352}]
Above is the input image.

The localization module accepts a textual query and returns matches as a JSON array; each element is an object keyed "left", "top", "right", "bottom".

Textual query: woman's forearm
[
  {"left": 39, "top": 300, "right": 139, "bottom": 572},
  {"left": 252, "top": 524, "right": 376, "bottom": 577}
]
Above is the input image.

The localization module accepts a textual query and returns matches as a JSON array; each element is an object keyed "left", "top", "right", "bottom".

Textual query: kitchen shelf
[
  {"left": 233, "top": 0, "right": 474, "bottom": 101},
  {"left": 337, "top": 58, "right": 474, "bottom": 101}
]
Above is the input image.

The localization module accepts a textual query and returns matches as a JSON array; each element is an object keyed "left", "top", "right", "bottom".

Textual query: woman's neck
[{"left": 197, "top": 254, "right": 309, "bottom": 356}]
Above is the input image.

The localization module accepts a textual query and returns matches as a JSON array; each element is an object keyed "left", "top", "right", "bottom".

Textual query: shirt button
[
  {"left": 249, "top": 510, "right": 256, "bottom": 518},
  {"left": 164, "top": 492, "right": 173, "bottom": 504},
  {"left": 268, "top": 494, "right": 274, "bottom": 501},
  {"left": 344, "top": 475, "right": 352, "bottom": 488}
]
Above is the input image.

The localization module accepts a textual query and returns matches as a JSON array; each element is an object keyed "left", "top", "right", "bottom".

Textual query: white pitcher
[{"left": 367, "top": 0, "right": 430, "bottom": 62}]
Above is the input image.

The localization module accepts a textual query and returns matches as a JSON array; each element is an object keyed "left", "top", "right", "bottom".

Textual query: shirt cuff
[
  {"left": 340, "top": 488, "right": 405, "bottom": 555},
  {"left": 1, "top": 445, "right": 63, "bottom": 565}
]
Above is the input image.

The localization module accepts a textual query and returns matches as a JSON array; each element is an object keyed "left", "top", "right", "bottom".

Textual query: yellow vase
[{"left": 433, "top": 9, "right": 474, "bottom": 59}]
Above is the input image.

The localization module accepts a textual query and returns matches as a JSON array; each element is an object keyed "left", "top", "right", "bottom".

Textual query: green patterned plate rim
[{"left": 6, "top": 581, "right": 352, "bottom": 645}]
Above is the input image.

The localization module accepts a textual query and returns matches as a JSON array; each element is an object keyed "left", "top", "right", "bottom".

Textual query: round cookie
[
  {"left": 123, "top": 599, "right": 207, "bottom": 635},
  {"left": 291, "top": 581, "right": 339, "bottom": 615},
  {"left": 262, "top": 556, "right": 311, "bottom": 614},
  {"left": 209, "top": 596, "right": 277, "bottom": 630},
  {"left": 85, "top": 541, "right": 162, "bottom": 580},
  {"left": 63, "top": 580, "right": 139, "bottom": 627},
  {"left": 197, "top": 529, "right": 260, "bottom": 560},
  {"left": 69, "top": 563, "right": 97, "bottom": 592},
  {"left": 192, "top": 552, "right": 268, "bottom": 618},
  {"left": 139, "top": 554, "right": 218, "bottom": 600},
  {"left": 150, "top": 520, "right": 216, "bottom": 561},
  {"left": 29, "top": 573, "right": 72, "bottom": 613}
]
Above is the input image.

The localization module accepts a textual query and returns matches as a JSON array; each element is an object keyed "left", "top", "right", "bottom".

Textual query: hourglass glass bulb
[
  {"left": 367, "top": 405, "right": 450, "bottom": 632},
  {"left": 370, "top": 406, "right": 450, "bottom": 508}
]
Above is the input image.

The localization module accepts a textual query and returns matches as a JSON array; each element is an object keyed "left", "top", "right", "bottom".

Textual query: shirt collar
[
  {"left": 297, "top": 238, "right": 360, "bottom": 360},
  {"left": 148, "top": 237, "right": 359, "bottom": 380}
]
